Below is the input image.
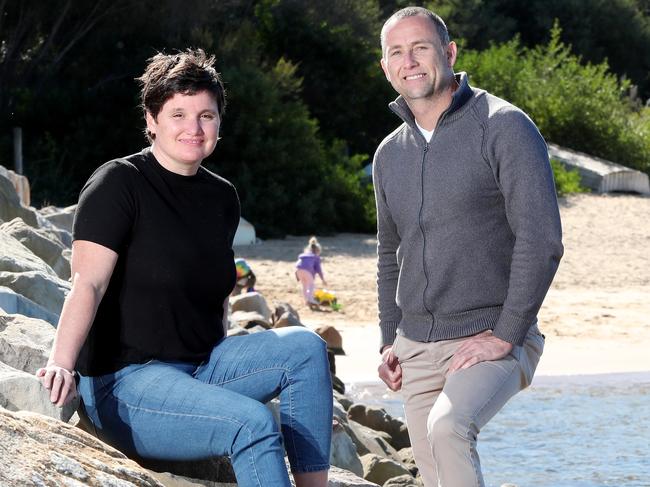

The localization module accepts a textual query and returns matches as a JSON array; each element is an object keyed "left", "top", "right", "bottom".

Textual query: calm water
[{"left": 345, "top": 373, "right": 650, "bottom": 487}]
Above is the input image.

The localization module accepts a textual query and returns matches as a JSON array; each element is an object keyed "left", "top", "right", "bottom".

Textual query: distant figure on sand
[
  {"left": 232, "top": 257, "right": 256, "bottom": 295},
  {"left": 374, "top": 7, "right": 563, "bottom": 487},
  {"left": 36, "top": 49, "right": 331, "bottom": 487},
  {"left": 295, "top": 236, "right": 327, "bottom": 308}
]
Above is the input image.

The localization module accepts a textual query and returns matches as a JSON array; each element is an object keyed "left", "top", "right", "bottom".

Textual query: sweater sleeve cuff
[
  {"left": 492, "top": 309, "right": 533, "bottom": 346},
  {"left": 379, "top": 321, "right": 400, "bottom": 353}
]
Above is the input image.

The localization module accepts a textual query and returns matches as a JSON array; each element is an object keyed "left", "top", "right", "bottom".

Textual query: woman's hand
[{"left": 36, "top": 364, "right": 78, "bottom": 407}]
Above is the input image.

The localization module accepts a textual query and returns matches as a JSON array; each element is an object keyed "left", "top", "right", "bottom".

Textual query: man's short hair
[
  {"left": 380, "top": 6, "right": 450, "bottom": 56},
  {"left": 136, "top": 48, "right": 226, "bottom": 142}
]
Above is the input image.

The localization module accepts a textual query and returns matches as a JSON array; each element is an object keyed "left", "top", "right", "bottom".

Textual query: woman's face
[{"left": 146, "top": 90, "right": 220, "bottom": 175}]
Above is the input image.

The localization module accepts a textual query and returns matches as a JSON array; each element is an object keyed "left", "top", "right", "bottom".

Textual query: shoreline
[{"left": 333, "top": 325, "right": 650, "bottom": 384}]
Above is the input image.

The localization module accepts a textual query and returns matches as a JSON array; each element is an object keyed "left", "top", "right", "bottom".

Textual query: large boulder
[
  {"left": 0, "top": 286, "right": 60, "bottom": 326},
  {"left": 348, "top": 403, "right": 410, "bottom": 450},
  {"left": 0, "top": 310, "right": 54, "bottom": 373},
  {"left": 344, "top": 420, "right": 401, "bottom": 463},
  {"left": 360, "top": 453, "right": 412, "bottom": 486},
  {"left": 0, "top": 408, "right": 165, "bottom": 486},
  {"left": 38, "top": 204, "right": 76, "bottom": 234},
  {"left": 0, "top": 168, "right": 38, "bottom": 227},
  {"left": 0, "top": 362, "right": 78, "bottom": 422},
  {"left": 230, "top": 292, "right": 272, "bottom": 324},
  {"left": 1, "top": 217, "right": 71, "bottom": 279},
  {"left": 331, "top": 419, "right": 364, "bottom": 477},
  {"left": 0, "top": 230, "right": 58, "bottom": 276},
  {"left": 0, "top": 270, "right": 70, "bottom": 316},
  {"left": 327, "top": 466, "right": 381, "bottom": 487}
]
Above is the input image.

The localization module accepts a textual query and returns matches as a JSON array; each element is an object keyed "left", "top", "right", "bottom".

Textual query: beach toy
[{"left": 314, "top": 289, "right": 341, "bottom": 311}]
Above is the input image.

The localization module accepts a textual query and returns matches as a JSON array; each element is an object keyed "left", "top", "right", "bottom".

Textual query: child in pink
[{"left": 295, "top": 236, "right": 327, "bottom": 307}]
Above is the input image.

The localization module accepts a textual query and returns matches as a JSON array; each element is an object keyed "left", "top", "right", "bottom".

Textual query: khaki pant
[{"left": 391, "top": 325, "right": 544, "bottom": 487}]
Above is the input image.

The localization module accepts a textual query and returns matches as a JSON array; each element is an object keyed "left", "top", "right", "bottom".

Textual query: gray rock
[
  {"left": 1, "top": 217, "right": 71, "bottom": 279},
  {"left": 0, "top": 285, "right": 60, "bottom": 326},
  {"left": 39, "top": 204, "right": 76, "bottom": 233},
  {"left": 360, "top": 453, "right": 412, "bottom": 486},
  {"left": 348, "top": 403, "right": 410, "bottom": 450},
  {"left": 345, "top": 420, "right": 401, "bottom": 463},
  {"left": 0, "top": 310, "right": 54, "bottom": 373},
  {"left": 230, "top": 292, "right": 272, "bottom": 324},
  {"left": 0, "top": 269, "right": 70, "bottom": 316},
  {"left": 334, "top": 390, "right": 353, "bottom": 411},
  {"left": 397, "top": 447, "right": 418, "bottom": 477},
  {"left": 331, "top": 419, "right": 364, "bottom": 477},
  {"left": 0, "top": 230, "right": 58, "bottom": 276},
  {"left": 383, "top": 474, "right": 422, "bottom": 486},
  {"left": 0, "top": 362, "right": 78, "bottom": 422},
  {"left": 333, "top": 397, "right": 349, "bottom": 423},
  {"left": 328, "top": 465, "right": 381, "bottom": 486},
  {"left": 0, "top": 408, "right": 165, "bottom": 486}
]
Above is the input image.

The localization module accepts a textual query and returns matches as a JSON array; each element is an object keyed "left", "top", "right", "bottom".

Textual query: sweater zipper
[{"left": 418, "top": 143, "right": 435, "bottom": 330}]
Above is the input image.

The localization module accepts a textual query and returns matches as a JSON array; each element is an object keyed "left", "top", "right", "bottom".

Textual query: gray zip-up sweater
[{"left": 373, "top": 72, "right": 563, "bottom": 349}]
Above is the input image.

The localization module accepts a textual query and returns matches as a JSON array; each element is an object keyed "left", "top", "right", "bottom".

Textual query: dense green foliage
[
  {"left": 429, "top": 0, "right": 650, "bottom": 99},
  {"left": 550, "top": 159, "right": 589, "bottom": 197},
  {"left": 456, "top": 24, "right": 650, "bottom": 175},
  {"left": 1, "top": 1, "right": 648, "bottom": 236}
]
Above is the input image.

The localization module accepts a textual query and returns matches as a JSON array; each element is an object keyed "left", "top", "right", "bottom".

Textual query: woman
[{"left": 36, "top": 49, "right": 331, "bottom": 487}]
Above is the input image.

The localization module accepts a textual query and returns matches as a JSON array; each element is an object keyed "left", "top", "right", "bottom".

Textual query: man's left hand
[{"left": 447, "top": 330, "right": 513, "bottom": 375}]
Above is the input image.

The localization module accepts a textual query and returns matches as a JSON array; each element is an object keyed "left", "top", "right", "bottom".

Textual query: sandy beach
[{"left": 234, "top": 193, "right": 650, "bottom": 382}]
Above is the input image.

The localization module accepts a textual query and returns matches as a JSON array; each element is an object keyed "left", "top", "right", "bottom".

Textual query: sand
[{"left": 234, "top": 193, "right": 650, "bottom": 382}]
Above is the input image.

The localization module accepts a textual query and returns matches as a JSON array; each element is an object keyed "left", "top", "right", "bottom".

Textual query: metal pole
[{"left": 13, "top": 127, "right": 23, "bottom": 175}]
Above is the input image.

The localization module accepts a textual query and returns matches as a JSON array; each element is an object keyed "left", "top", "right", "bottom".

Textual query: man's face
[{"left": 381, "top": 15, "right": 456, "bottom": 102}]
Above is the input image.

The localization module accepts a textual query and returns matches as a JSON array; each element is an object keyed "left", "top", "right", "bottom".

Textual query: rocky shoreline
[{"left": 0, "top": 165, "right": 422, "bottom": 487}]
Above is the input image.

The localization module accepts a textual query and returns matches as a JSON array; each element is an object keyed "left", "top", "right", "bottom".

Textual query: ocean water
[{"left": 345, "top": 373, "right": 650, "bottom": 487}]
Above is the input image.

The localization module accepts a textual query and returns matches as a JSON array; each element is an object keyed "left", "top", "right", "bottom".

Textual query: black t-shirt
[{"left": 73, "top": 148, "right": 239, "bottom": 376}]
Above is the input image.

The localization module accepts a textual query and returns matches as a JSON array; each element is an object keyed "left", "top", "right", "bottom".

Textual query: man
[{"left": 373, "top": 7, "right": 563, "bottom": 487}]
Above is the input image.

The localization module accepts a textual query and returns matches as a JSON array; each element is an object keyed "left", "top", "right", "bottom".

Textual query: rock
[
  {"left": 139, "top": 456, "right": 236, "bottom": 485},
  {"left": 383, "top": 474, "right": 423, "bottom": 486},
  {"left": 348, "top": 403, "right": 410, "bottom": 450},
  {"left": 334, "top": 390, "right": 353, "bottom": 411},
  {"left": 226, "top": 325, "right": 250, "bottom": 337},
  {"left": 0, "top": 269, "right": 70, "bottom": 316},
  {"left": 230, "top": 292, "right": 272, "bottom": 324},
  {"left": 344, "top": 420, "right": 402, "bottom": 463},
  {"left": 0, "top": 310, "right": 54, "bottom": 373},
  {"left": 0, "top": 230, "right": 58, "bottom": 276},
  {"left": 0, "top": 362, "right": 78, "bottom": 422},
  {"left": 1, "top": 217, "right": 71, "bottom": 279},
  {"left": 273, "top": 310, "right": 303, "bottom": 328},
  {"left": 0, "top": 168, "right": 38, "bottom": 227},
  {"left": 333, "top": 397, "right": 349, "bottom": 423},
  {"left": 39, "top": 204, "right": 77, "bottom": 233},
  {"left": 273, "top": 301, "right": 300, "bottom": 323},
  {"left": 328, "top": 465, "right": 381, "bottom": 486},
  {"left": 0, "top": 408, "right": 165, "bottom": 486},
  {"left": 361, "top": 453, "right": 412, "bottom": 486},
  {"left": 0, "top": 285, "right": 60, "bottom": 326},
  {"left": 397, "top": 447, "right": 418, "bottom": 477},
  {"left": 331, "top": 419, "right": 364, "bottom": 477},
  {"left": 230, "top": 310, "right": 271, "bottom": 329}
]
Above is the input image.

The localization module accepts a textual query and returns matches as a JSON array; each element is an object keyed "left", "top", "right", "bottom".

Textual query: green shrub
[
  {"left": 457, "top": 22, "right": 650, "bottom": 176},
  {"left": 550, "top": 159, "right": 589, "bottom": 197}
]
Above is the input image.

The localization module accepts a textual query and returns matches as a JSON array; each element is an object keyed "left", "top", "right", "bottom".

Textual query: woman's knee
[{"left": 230, "top": 401, "right": 282, "bottom": 453}]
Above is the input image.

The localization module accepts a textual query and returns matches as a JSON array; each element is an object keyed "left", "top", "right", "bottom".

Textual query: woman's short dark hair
[{"left": 137, "top": 48, "right": 226, "bottom": 142}]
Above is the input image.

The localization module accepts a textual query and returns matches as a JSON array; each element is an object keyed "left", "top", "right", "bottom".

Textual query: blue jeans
[{"left": 78, "top": 327, "right": 332, "bottom": 486}]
